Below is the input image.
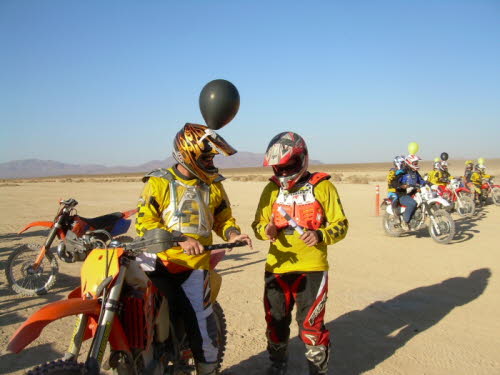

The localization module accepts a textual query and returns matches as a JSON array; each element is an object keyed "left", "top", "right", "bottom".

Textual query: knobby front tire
[
  {"left": 6, "top": 243, "right": 59, "bottom": 296},
  {"left": 27, "top": 359, "right": 86, "bottom": 375}
]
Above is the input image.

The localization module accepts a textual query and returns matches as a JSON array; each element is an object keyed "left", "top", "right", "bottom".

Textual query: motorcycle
[
  {"left": 381, "top": 185, "right": 456, "bottom": 244},
  {"left": 8, "top": 229, "right": 245, "bottom": 375},
  {"left": 5, "top": 198, "right": 137, "bottom": 296},
  {"left": 480, "top": 177, "right": 500, "bottom": 206},
  {"left": 432, "top": 179, "right": 475, "bottom": 217}
]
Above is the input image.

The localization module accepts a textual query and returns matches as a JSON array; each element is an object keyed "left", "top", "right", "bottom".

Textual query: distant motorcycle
[
  {"left": 5, "top": 198, "right": 136, "bottom": 296},
  {"left": 8, "top": 229, "right": 245, "bottom": 375},
  {"left": 433, "top": 179, "right": 475, "bottom": 217},
  {"left": 381, "top": 185, "right": 455, "bottom": 244},
  {"left": 480, "top": 177, "right": 500, "bottom": 206}
]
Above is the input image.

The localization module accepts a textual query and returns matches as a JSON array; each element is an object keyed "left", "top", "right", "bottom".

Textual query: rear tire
[
  {"left": 6, "top": 243, "right": 58, "bottom": 296},
  {"left": 428, "top": 209, "right": 455, "bottom": 244},
  {"left": 27, "top": 359, "right": 85, "bottom": 374}
]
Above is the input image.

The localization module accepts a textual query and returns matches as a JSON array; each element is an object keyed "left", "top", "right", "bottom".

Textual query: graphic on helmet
[
  {"left": 173, "top": 123, "right": 237, "bottom": 184},
  {"left": 404, "top": 154, "right": 421, "bottom": 171},
  {"left": 199, "top": 79, "right": 240, "bottom": 130},
  {"left": 264, "top": 132, "right": 308, "bottom": 190},
  {"left": 393, "top": 155, "right": 405, "bottom": 170}
]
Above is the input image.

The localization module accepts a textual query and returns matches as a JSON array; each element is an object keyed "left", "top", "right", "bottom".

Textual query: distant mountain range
[{"left": 0, "top": 153, "right": 323, "bottom": 179}]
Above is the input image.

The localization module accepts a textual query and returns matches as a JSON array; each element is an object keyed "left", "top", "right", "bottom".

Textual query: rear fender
[
  {"left": 121, "top": 208, "right": 138, "bottom": 219},
  {"left": 428, "top": 197, "right": 450, "bottom": 207},
  {"left": 18, "top": 221, "right": 54, "bottom": 234},
  {"left": 455, "top": 187, "right": 471, "bottom": 194}
]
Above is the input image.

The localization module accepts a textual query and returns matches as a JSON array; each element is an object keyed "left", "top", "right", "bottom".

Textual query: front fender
[
  {"left": 18, "top": 221, "right": 54, "bottom": 234},
  {"left": 8, "top": 299, "right": 100, "bottom": 353}
]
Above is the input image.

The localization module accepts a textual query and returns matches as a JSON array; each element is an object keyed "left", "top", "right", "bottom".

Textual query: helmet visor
[
  {"left": 202, "top": 130, "right": 237, "bottom": 156},
  {"left": 273, "top": 155, "right": 303, "bottom": 176}
]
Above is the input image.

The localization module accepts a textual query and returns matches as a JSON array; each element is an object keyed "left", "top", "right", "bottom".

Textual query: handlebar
[
  {"left": 204, "top": 241, "right": 246, "bottom": 251},
  {"left": 67, "top": 228, "right": 247, "bottom": 255}
]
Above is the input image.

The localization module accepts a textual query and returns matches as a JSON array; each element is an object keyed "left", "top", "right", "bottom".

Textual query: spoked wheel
[
  {"left": 27, "top": 359, "right": 85, "bottom": 374},
  {"left": 382, "top": 212, "right": 402, "bottom": 237},
  {"left": 455, "top": 195, "right": 476, "bottom": 217},
  {"left": 428, "top": 209, "right": 455, "bottom": 244},
  {"left": 491, "top": 187, "right": 500, "bottom": 206},
  {"left": 5, "top": 243, "right": 58, "bottom": 296}
]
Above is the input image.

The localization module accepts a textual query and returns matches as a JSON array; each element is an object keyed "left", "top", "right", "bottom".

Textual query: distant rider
[
  {"left": 470, "top": 163, "right": 491, "bottom": 205},
  {"left": 387, "top": 155, "right": 405, "bottom": 201},
  {"left": 395, "top": 154, "right": 427, "bottom": 230},
  {"left": 428, "top": 161, "right": 452, "bottom": 194}
]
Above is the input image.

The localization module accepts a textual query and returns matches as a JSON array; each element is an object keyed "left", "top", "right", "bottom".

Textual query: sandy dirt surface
[{"left": 1, "top": 165, "right": 499, "bottom": 374}]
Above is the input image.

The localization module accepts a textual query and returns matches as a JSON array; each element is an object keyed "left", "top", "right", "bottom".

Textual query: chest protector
[
  {"left": 163, "top": 179, "right": 213, "bottom": 237},
  {"left": 271, "top": 172, "right": 330, "bottom": 230}
]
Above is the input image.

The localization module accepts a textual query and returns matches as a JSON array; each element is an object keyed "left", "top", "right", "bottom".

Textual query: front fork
[
  {"left": 34, "top": 218, "right": 64, "bottom": 268},
  {"left": 426, "top": 205, "right": 442, "bottom": 235},
  {"left": 64, "top": 259, "right": 129, "bottom": 375}
]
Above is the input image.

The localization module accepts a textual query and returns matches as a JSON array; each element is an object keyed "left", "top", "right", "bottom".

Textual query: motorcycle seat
[{"left": 79, "top": 212, "right": 124, "bottom": 230}]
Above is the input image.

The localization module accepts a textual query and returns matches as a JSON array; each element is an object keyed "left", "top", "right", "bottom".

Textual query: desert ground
[{"left": 0, "top": 160, "right": 499, "bottom": 374}]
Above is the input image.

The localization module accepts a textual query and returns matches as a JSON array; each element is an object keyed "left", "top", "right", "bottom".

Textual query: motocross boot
[
  {"left": 196, "top": 362, "right": 219, "bottom": 375},
  {"left": 266, "top": 341, "right": 288, "bottom": 375},
  {"left": 305, "top": 344, "right": 329, "bottom": 375}
]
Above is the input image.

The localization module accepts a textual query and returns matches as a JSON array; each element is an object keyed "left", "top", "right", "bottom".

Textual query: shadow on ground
[{"left": 223, "top": 268, "right": 491, "bottom": 375}]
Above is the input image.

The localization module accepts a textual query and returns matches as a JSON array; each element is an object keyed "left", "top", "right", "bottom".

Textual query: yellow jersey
[
  {"left": 135, "top": 167, "right": 240, "bottom": 270},
  {"left": 252, "top": 178, "right": 348, "bottom": 273}
]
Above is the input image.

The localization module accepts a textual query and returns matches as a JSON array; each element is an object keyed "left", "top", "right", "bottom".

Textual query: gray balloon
[{"left": 199, "top": 79, "right": 240, "bottom": 130}]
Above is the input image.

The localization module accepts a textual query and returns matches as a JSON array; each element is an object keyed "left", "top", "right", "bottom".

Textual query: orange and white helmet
[
  {"left": 172, "top": 123, "right": 236, "bottom": 184},
  {"left": 404, "top": 154, "right": 421, "bottom": 171},
  {"left": 264, "top": 132, "right": 308, "bottom": 190}
]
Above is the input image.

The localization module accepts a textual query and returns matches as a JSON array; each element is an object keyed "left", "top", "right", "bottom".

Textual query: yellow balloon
[
  {"left": 478, "top": 157, "right": 485, "bottom": 165},
  {"left": 408, "top": 142, "right": 419, "bottom": 155},
  {"left": 434, "top": 157, "right": 440, "bottom": 162}
]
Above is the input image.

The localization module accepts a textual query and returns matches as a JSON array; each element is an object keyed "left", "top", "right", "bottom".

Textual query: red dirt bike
[
  {"left": 8, "top": 229, "right": 245, "bottom": 375},
  {"left": 480, "top": 177, "right": 500, "bottom": 206},
  {"left": 5, "top": 198, "right": 137, "bottom": 296},
  {"left": 432, "top": 179, "right": 475, "bottom": 217}
]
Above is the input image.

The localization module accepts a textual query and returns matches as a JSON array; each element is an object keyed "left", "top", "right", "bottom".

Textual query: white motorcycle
[{"left": 382, "top": 185, "right": 456, "bottom": 244}]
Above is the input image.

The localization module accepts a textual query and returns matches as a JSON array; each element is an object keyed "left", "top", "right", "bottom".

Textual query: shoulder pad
[
  {"left": 308, "top": 172, "right": 331, "bottom": 185},
  {"left": 142, "top": 168, "right": 175, "bottom": 183}
]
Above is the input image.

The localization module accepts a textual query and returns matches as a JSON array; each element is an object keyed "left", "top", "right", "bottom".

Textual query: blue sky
[{"left": 1, "top": 1, "right": 499, "bottom": 166}]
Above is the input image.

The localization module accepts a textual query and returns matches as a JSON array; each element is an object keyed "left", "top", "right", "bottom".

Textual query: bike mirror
[
  {"left": 199, "top": 79, "right": 240, "bottom": 130},
  {"left": 440, "top": 152, "right": 449, "bottom": 161}
]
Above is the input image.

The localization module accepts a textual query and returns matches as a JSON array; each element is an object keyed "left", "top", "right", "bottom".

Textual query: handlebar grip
[{"left": 204, "top": 241, "right": 246, "bottom": 251}]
